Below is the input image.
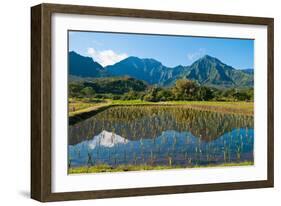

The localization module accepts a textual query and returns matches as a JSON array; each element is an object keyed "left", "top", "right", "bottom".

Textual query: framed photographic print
[{"left": 31, "top": 3, "right": 274, "bottom": 202}]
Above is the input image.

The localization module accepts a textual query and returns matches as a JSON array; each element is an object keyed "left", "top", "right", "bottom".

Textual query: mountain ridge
[
  {"left": 181, "top": 55, "right": 253, "bottom": 87},
  {"left": 68, "top": 51, "right": 253, "bottom": 88},
  {"left": 69, "top": 51, "right": 107, "bottom": 78}
]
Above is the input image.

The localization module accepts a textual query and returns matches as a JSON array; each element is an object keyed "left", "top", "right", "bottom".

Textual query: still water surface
[{"left": 68, "top": 106, "right": 254, "bottom": 169}]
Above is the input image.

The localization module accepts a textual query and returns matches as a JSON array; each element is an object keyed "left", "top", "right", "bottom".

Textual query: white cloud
[
  {"left": 87, "top": 48, "right": 128, "bottom": 66},
  {"left": 187, "top": 48, "right": 206, "bottom": 61}
]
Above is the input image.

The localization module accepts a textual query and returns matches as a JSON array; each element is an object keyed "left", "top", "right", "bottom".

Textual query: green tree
[
  {"left": 81, "top": 87, "right": 95, "bottom": 98},
  {"left": 246, "top": 88, "right": 254, "bottom": 101},
  {"left": 69, "top": 83, "right": 84, "bottom": 97},
  {"left": 143, "top": 87, "right": 159, "bottom": 102},
  {"left": 122, "top": 90, "right": 139, "bottom": 100},
  {"left": 197, "top": 86, "right": 214, "bottom": 101},
  {"left": 172, "top": 79, "right": 198, "bottom": 100},
  {"left": 233, "top": 91, "right": 251, "bottom": 101},
  {"left": 156, "top": 89, "right": 174, "bottom": 101}
]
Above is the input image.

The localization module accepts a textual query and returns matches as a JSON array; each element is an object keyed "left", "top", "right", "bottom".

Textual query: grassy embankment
[{"left": 69, "top": 161, "right": 254, "bottom": 174}]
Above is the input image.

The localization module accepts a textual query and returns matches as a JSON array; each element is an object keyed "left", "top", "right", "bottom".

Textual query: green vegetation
[
  {"left": 69, "top": 161, "right": 254, "bottom": 174},
  {"left": 69, "top": 77, "right": 254, "bottom": 102},
  {"left": 70, "top": 76, "right": 147, "bottom": 99},
  {"left": 69, "top": 104, "right": 253, "bottom": 145},
  {"left": 69, "top": 98, "right": 111, "bottom": 117},
  {"left": 69, "top": 99, "right": 253, "bottom": 120},
  {"left": 68, "top": 73, "right": 254, "bottom": 127}
]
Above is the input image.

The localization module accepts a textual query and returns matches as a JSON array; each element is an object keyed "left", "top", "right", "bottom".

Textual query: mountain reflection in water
[{"left": 68, "top": 106, "right": 254, "bottom": 169}]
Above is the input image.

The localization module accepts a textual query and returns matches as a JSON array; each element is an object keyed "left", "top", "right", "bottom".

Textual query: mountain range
[{"left": 69, "top": 51, "right": 254, "bottom": 88}]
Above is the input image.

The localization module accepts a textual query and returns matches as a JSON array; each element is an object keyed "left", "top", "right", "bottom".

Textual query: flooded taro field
[{"left": 68, "top": 105, "right": 254, "bottom": 173}]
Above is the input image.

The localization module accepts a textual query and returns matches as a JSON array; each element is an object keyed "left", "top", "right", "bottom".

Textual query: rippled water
[{"left": 68, "top": 105, "right": 254, "bottom": 171}]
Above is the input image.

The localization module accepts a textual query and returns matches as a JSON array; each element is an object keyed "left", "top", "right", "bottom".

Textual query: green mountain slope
[
  {"left": 68, "top": 52, "right": 253, "bottom": 88},
  {"left": 105, "top": 57, "right": 184, "bottom": 86},
  {"left": 182, "top": 55, "right": 253, "bottom": 88},
  {"left": 69, "top": 51, "right": 108, "bottom": 77}
]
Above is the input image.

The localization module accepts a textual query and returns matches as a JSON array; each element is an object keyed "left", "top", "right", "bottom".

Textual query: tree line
[{"left": 69, "top": 78, "right": 254, "bottom": 102}]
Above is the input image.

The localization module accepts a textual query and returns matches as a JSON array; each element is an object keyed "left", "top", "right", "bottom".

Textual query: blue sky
[{"left": 69, "top": 31, "right": 254, "bottom": 69}]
